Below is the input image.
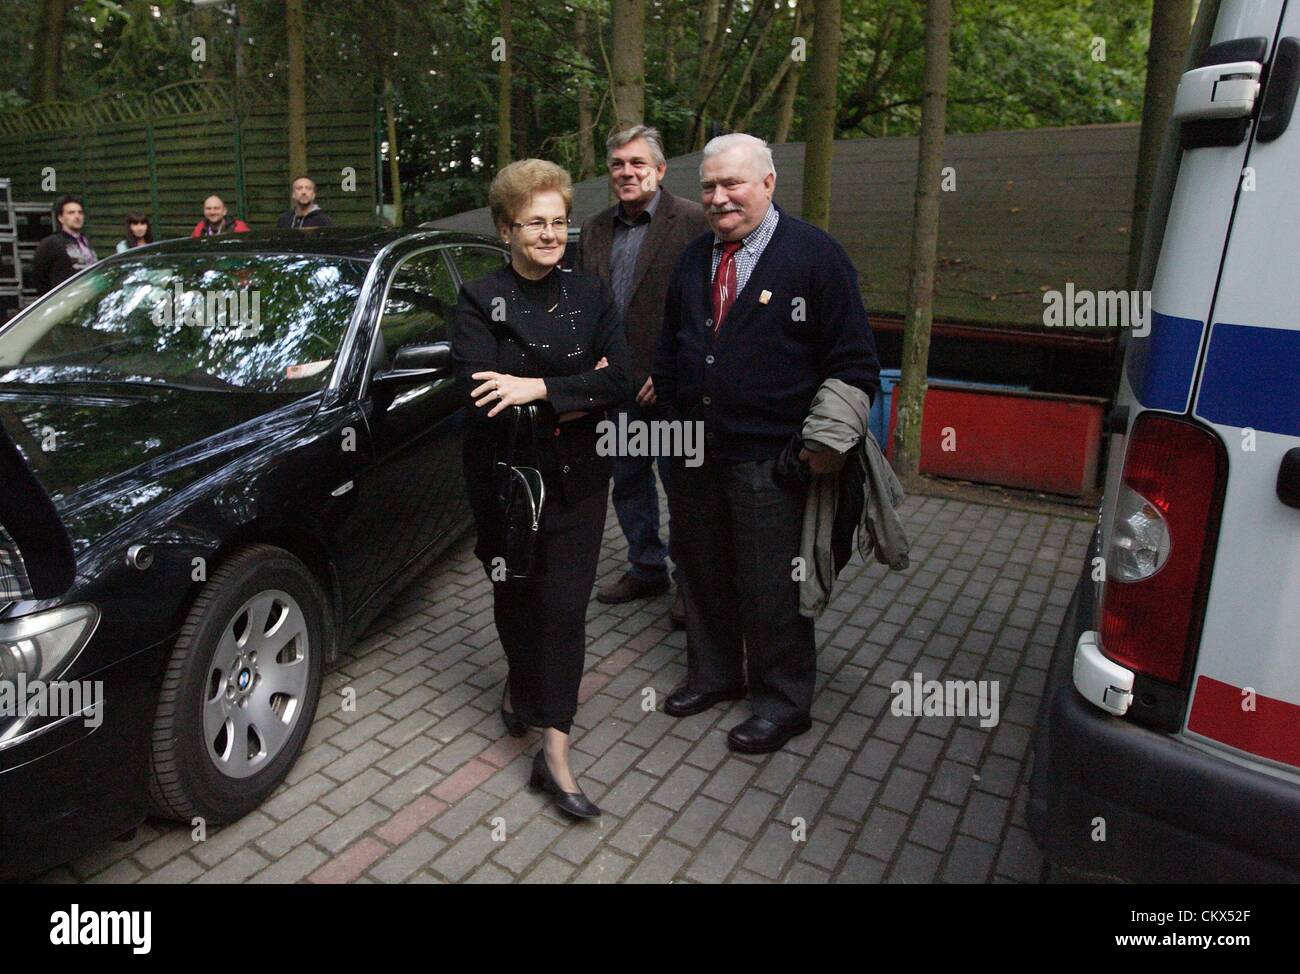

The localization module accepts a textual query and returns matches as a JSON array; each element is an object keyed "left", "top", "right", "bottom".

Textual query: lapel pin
[{"left": 759, "top": 289, "right": 772, "bottom": 305}]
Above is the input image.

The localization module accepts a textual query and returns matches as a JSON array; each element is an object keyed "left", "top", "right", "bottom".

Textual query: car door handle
[
  {"left": 1173, "top": 60, "right": 1262, "bottom": 121},
  {"left": 1278, "top": 448, "right": 1300, "bottom": 510},
  {"left": 1179, "top": 36, "right": 1270, "bottom": 149}
]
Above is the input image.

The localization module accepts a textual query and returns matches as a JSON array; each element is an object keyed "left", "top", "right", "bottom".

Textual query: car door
[
  {"left": 1178, "top": 3, "right": 1300, "bottom": 776},
  {"left": 445, "top": 243, "right": 509, "bottom": 290},
  {"left": 1086, "top": 0, "right": 1291, "bottom": 731},
  {"left": 349, "top": 245, "right": 468, "bottom": 610}
]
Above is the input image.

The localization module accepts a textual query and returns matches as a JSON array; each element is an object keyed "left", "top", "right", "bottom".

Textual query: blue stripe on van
[
  {"left": 1197, "top": 322, "right": 1300, "bottom": 437},
  {"left": 1126, "top": 311, "right": 1204, "bottom": 412}
]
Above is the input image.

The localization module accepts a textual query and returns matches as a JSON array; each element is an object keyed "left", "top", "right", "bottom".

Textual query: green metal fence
[{"left": 0, "top": 77, "right": 380, "bottom": 256}]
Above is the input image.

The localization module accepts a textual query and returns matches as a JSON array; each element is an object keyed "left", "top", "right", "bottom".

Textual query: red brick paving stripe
[
  {"left": 307, "top": 837, "right": 388, "bottom": 884},
  {"left": 374, "top": 795, "right": 449, "bottom": 846},
  {"left": 626, "top": 627, "right": 669, "bottom": 653},
  {"left": 431, "top": 758, "right": 497, "bottom": 804},
  {"left": 311, "top": 625, "right": 658, "bottom": 880},
  {"left": 596, "top": 646, "right": 640, "bottom": 675},
  {"left": 577, "top": 671, "right": 612, "bottom": 703},
  {"left": 479, "top": 734, "right": 533, "bottom": 769}
]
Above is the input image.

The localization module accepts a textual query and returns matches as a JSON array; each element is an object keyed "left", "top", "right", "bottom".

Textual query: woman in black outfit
[{"left": 451, "top": 159, "right": 633, "bottom": 820}]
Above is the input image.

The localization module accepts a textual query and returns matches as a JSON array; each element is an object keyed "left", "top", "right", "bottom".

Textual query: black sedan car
[{"left": 0, "top": 228, "right": 508, "bottom": 879}]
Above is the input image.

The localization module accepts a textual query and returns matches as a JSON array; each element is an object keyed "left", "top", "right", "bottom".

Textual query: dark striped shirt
[{"left": 608, "top": 188, "right": 662, "bottom": 317}]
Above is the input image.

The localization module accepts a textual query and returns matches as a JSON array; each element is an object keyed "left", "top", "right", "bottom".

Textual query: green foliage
[
  {"left": 833, "top": 0, "right": 1149, "bottom": 136},
  {"left": 2, "top": 0, "right": 1155, "bottom": 224}
]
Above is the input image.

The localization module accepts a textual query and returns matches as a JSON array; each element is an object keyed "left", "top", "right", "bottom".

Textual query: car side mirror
[{"left": 372, "top": 340, "right": 453, "bottom": 388}]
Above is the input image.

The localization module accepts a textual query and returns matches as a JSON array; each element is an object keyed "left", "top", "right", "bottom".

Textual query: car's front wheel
[{"left": 147, "top": 544, "right": 328, "bottom": 823}]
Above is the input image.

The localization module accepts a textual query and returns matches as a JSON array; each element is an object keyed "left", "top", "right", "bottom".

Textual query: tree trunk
[
  {"left": 773, "top": 0, "right": 809, "bottom": 142},
  {"left": 699, "top": 0, "right": 720, "bottom": 72},
  {"left": 736, "top": 0, "right": 806, "bottom": 135},
  {"left": 1126, "top": 0, "right": 1194, "bottom": 290},
  {"left": 285, "top": 0, "right": 309, "bottom": 177},
  {"left": 498, "top": 0, "right": 513, "bottom": 169},
  {"left": 611, "top": 0, "right": 646, "bottom": 129},
  {"left": 576, "top": 8, "right": 596, "bottom": 179},
  {"left": 721, "top": 1, "right": 780, "bottom": 130},
  {"left": 513, "top": 84, "right": 529, "bottom": 160},
  {"left": 893, "top": 0, "right": 952, "bottom": 482},
  {"left": 800, "top": 0, "right": 841, "bottom": 229},
  {"left": 738, "top": 58, "right": 791, "bottom": 132},
  {"left": 665, "top": 3, "right": 677, "bottom": 86},
  {"left": 773, "top": 67, "right": 801, "bottom": 142},
  {"left": 383, "top": 68, "right": 403, "bottom": 227},
  {"left": 30, "top": 0, "right": 67, "bottom": 104},
  {"left": 532, "top": 85, "right": 543, "bottom": 149},
  {"left": 836, "top": 8, "right": 902, "bottom": 132},
  {"left": 690, "top": 0, "right": 738, "bottom": 148}
]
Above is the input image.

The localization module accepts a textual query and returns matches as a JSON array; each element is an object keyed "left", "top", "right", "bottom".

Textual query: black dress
[{"left": 451, "top": 264, "right": 634, "bottom": 733}]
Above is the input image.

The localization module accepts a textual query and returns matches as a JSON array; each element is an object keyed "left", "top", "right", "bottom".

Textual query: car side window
[
  {"left": 376, "top": 249, "right": 458, "bottom": 367},
  {"left": 449, "top": 246, "right": 508, "bottom": 287}
]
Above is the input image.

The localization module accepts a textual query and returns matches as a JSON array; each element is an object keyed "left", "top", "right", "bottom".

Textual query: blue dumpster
[{"left": 868, "top": 368, "right": 901, "bottom": 446}]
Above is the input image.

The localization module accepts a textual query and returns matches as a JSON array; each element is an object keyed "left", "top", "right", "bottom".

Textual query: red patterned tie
[{"left": 711, "top": 240, "right": 743, "bottom": 336}]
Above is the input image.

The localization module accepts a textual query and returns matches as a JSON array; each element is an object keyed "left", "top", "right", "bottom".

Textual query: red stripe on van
[{"left": 1187, "top": 676, "right": 1300, "bottom": 768}]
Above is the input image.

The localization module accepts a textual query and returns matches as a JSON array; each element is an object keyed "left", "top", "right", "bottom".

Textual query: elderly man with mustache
[{"left": 652, "top": 133, "right": 881, "bottom": 754}]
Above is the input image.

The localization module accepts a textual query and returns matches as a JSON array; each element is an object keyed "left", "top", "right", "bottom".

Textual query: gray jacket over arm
[{"left": 800, "top": 377, "right": 910, "bottom": 619}]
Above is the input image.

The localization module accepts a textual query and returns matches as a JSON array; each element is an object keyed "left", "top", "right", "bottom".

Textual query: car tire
[{"left": 147, "top": 544, "right": 329, "bottom": 823}]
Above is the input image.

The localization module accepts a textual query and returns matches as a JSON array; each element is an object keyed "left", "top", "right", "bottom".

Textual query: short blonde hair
[{"left": 488, "top": 159, "right": 573, "bottom": 230}]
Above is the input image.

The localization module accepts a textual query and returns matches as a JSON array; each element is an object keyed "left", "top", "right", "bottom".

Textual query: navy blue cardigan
[{"left": 652, "top": 205, "right": 880, "bottom": 461}]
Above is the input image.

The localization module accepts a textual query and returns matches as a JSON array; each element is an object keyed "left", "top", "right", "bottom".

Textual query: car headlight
[{"left": 0, "top": 604, "right": 99, "bottom": 684}]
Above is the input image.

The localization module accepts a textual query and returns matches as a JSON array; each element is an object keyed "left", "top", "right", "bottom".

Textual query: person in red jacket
[{"left": 191, "top": 195, "right": 250, "bottom": 237}]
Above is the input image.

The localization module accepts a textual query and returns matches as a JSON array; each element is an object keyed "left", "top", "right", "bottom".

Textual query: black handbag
[{"left": 492, "top": 403, "right": 548, "bottom": 579}]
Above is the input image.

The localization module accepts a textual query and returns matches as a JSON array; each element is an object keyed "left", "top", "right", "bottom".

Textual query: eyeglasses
[{"left": 511, "top": 218, "right": 569, "bottom": 237}]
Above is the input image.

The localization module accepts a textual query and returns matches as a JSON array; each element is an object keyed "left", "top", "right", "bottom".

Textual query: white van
[{"left": 1030, "top": 0, "right": 1300, "bottom": 882}]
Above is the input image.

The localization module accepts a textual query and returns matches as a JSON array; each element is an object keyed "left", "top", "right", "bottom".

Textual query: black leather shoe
[
  {"left": 500, "top": 678, "right": 526, "bottom": 738},
  {"left": 726, "top": 715, "right": 812, "bottom": 754},
  {"left": 529, "top": 751, "right": 601, "bottom": 819},
  {"left": 664, "top": 685, "right": 746, "bottom": 718}
]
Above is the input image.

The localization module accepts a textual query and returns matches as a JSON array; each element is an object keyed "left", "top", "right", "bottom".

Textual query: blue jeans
[{"left": 610, "top": 404, "right": 679, "bottom": 584}]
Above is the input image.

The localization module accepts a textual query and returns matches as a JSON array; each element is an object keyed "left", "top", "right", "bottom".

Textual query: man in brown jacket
[{"left": 580, "top": 125, "right": 709, "bottom": 624}]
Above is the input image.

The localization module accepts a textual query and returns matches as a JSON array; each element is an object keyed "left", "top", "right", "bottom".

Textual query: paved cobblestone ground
[{"left": 40, "top": 490, "right": 1092, "bottom": 884}]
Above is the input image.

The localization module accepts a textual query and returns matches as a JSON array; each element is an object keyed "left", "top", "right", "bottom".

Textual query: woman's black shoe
[
  {"left": 529, "top": 751, "right": 601, "bottom": 819},
  {"left": 501, "top": 678, "right": 526, "bottom": 737}
]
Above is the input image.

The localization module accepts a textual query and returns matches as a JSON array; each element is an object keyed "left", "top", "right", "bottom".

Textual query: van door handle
[
  {"left": 1180, "top": 36, "right": 1269, "bottom": 148},
  {"left": 1173, "top": 60, "right": 1263, "bottom": 121},
  {"left": 1278, "top": 448, "right": 1300, "bottom": 510},
  {"left": 1258, "top": 37, "right": 1300, "bottom": 141}
]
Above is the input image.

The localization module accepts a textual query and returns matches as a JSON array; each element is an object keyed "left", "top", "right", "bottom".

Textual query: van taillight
[{"left": 1099, "top": 413, "right": 1227, "bottom": 684}]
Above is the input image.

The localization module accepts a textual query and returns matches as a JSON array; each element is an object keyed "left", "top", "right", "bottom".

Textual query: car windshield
[{"left": 0, "top": 252, "right": 368, "bottom": 394}]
